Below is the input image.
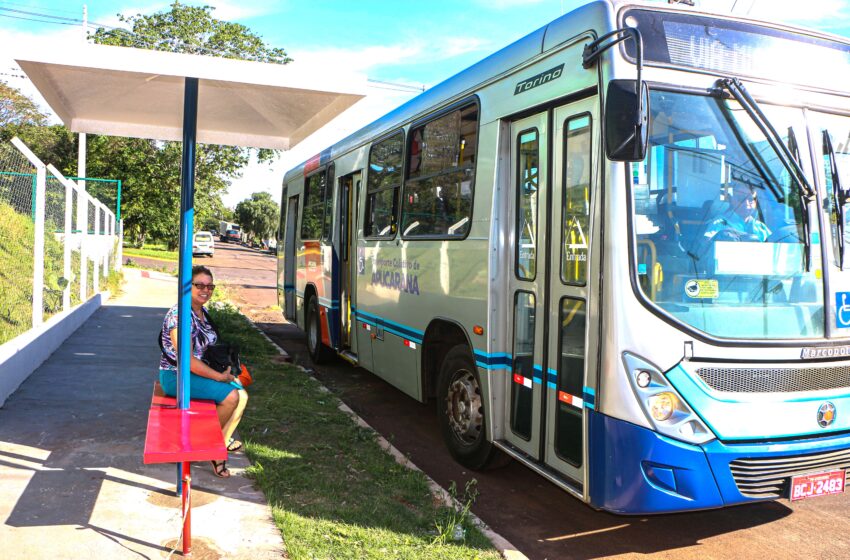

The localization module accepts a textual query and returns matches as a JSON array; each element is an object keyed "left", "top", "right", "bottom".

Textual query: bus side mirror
[{"left": 605, "top": 79, "right": 649, "bottom": 162}]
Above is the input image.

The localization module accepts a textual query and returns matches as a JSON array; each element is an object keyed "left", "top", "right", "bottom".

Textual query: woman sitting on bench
[{"left": 158, "top": 265, "right": 248, "bottom": 478}]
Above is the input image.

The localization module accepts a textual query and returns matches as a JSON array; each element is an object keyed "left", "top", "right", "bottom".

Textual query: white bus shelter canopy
[{"left": 16, "top": 43, "right": 366, "bottom": 149}]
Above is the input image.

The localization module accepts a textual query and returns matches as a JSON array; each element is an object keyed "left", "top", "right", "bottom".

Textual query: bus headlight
[
  {"left": 648, "top": 392, "right": 676, "bottom": 421},
  {"left": 622, "top": 352, "right": 715, "bottom": 445}
]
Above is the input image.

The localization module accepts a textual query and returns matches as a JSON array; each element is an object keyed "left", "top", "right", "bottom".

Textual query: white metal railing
[{"left": 0, "top": 137, "right": 121, "bottom": 344}]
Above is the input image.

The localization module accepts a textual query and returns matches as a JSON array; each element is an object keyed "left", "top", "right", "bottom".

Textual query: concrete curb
[{"left": 229, "top": 306, "right": 528, "bottom": 560}]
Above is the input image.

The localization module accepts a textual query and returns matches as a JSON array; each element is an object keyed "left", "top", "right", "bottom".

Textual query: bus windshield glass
[{"left": 630, "top": 89, "right": 824, "bottom": 339}]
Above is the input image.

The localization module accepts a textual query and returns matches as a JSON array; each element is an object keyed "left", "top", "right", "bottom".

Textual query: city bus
[{"left": 277, "top": 0, "right": 850, "bottom": 513}]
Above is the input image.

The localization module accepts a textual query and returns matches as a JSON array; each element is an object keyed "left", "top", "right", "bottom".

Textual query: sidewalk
[{"left": 0, "top": 268, "right": 285, "bottom": 559}]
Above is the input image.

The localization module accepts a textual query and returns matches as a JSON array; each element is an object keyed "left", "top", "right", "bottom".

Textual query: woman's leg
[
  {"left": 216, "top": 389, "right": 238, "bottom": 428},
  {"left": 222, "top": 389, "right": 248, "bottom": 443}
]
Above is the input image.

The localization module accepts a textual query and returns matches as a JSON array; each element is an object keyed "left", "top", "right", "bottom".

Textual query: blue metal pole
[{"left": 177, "top": 77, "right": 199, "bottom": 411}]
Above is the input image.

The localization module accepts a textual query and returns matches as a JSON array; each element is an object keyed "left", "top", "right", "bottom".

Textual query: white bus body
[{"left": 278, "top": 0, "right": 850, "bottom": 513}]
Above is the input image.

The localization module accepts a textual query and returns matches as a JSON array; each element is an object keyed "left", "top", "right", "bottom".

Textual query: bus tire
[
  {"left": 437, "top": 344, "right": 498, "bottom": 470},
  {"left": 306, "top": 295, "right": 332, "bottom": 364}
]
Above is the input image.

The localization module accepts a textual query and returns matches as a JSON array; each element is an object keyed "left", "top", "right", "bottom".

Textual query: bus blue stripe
[{"left": 354, "top": 309, "right": 425, "bottom": 338}]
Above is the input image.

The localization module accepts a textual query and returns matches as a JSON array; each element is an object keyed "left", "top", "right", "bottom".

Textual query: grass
[
  {"left": 206, "top": 301, "right": 501, "bottom": 560},
  {"left": 0, "top": 201, "right": 125, "bottom": 345},
  {"left": 0, "top": 201, "right": 83, "bottom": 344},
  {"left": 122, "top": 243, "right": 178, "bottom": 262}
]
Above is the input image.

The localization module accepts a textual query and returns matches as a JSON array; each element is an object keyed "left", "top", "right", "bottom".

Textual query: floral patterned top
[{"left": 159, "top": 304, "right": 217, "bottom": 370}]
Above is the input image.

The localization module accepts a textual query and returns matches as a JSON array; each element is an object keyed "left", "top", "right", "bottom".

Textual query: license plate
[{"left": 789, "top": 470, "right": 846, "bottom": 501}]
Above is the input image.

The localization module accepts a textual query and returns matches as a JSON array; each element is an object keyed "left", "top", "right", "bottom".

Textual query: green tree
[
  {"left": 0, "top": 81, "right": 76, "bottom": 175},
  {"left": 235, "top": 191, "right": 280, "bottom": 242},
  {"left": 86, "top": 1, "right": 290, "bottom": 247}
]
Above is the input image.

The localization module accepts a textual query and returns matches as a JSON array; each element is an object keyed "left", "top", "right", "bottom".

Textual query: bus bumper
[{"left": 588, "top": 410, "right": 850, "bottom": 514}]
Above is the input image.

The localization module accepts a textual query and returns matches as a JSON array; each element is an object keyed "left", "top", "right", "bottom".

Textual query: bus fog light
[
  {"left": 648, "top": 392, "right": 676, "bottom": 421},
  {"left": 636, "top": 370, "right": 652, "bottom": 388}
]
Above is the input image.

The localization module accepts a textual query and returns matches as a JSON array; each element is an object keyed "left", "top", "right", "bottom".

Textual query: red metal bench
[{"left": 144, "top": 381, "right": 226, "bottom": 554}]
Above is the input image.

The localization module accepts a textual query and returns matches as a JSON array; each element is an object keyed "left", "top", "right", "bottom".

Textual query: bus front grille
[
  {"left": 696, "top": 365, "right": 850, "bottom": 393},
  {"left": 729, "top": 449, "right": 850, "bottom": 498}
]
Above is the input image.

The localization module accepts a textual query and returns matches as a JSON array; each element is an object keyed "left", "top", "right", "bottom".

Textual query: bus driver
[{"left": 704, "top": 182, "right": 771, "bottom": 242}]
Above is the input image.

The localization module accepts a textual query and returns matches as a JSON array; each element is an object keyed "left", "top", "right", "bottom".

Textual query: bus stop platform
[{"left": 0, "top": 268, "right": 285, "bottom": 559}]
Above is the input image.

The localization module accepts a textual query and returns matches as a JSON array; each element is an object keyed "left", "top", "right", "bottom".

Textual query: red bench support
[{"left": 144, "top": 382, "right": 225, "bottom": 555}]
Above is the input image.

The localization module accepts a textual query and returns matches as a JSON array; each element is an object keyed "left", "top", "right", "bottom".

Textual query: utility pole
[{"left": 78, "top": 4, "right": 89, "bottom": 301}]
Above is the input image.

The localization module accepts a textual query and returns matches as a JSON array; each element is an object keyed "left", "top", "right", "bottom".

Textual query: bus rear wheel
[
  {"left": 437, "top": 344, "right": 498, "bottom": 470},
  {"left": 306, "top": 295, "right": 332, "bottom": 364}
]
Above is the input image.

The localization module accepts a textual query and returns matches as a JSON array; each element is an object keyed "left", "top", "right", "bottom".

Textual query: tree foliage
[
  {"left": 0, "top": 3, "right": 291, "bottom": 249},
  {"left": 86, "top": 1, "right": 289, "bottom": 246},
  {"left": 0, "top": 81, "right": 76, "bottom": 175},
  {"left": 235, "top": 191, "right": 280, "bottom": 242},
  {"left": 91, "top": 1, "right": 291, "bottom": 64}
]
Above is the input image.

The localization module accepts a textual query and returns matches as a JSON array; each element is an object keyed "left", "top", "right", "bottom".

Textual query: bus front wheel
[
  {"left": 306, "top": 295, "right": 332, "bottom": 364},
  {"left": 437, "top": 344, "right": 498, "bottom": 470}
]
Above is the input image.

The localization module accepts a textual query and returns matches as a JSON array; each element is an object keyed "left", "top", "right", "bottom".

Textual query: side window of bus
[
  {"left": 402, "top": 102, "right": 478, "bottom": 238},
  {"left": 300, "top": 170, "right": 326, "bottom": 240},
  {"left": 322, "top": 164, "right": 335, "bottom": 242},
  {"left": 516, "top": 129, "right": 540, "bottom": 280},
  {"left": 365, "top": 132, "right": 403, "bottom": 238},
  {"left": 562, "top": 115, "right": 592, "bottom": 285}
]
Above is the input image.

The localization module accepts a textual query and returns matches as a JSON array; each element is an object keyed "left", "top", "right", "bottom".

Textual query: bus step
[{"left": 339, "top": 350, "right": 358, "bottom": 365}]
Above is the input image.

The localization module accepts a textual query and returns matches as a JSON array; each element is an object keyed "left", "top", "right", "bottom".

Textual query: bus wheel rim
[{"left": 446, "top": 369, "right": 483, "bottom": 445}]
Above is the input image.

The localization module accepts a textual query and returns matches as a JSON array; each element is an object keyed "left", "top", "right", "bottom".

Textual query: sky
[{"left": 2, "top": 0, "right": 850, "bottom": 207}]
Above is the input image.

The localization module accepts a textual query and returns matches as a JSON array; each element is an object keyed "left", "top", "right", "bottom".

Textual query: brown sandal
[{"left": 211, "top": 460, "right": 230, "bottom": 478}]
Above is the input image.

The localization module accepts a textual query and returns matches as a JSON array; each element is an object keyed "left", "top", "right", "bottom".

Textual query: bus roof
[
  {"left": 284, "top": 0, "right": 616, "bottom": 184},
  {"left": 284, "top": 0, "right": 850, "bottom": 184}
]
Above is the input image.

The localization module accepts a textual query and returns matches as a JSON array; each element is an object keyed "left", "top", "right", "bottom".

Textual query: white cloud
[
  {"left": 289, "top": 44, "right": 424, "bottom": 74},
  {"left": 288, "top": 36, "right": 491, "bottom": 81}
]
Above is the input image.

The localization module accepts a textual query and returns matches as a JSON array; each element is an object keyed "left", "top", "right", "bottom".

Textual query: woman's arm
[{"left": 169, "top": 328, "right": 234, "bottom": 382}]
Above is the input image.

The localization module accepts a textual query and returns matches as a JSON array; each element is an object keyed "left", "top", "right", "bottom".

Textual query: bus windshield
[{"left": 630, "top": 89, "right": 824, "bottom": 339}]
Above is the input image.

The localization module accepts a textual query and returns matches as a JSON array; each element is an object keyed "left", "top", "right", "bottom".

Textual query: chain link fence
[
  {"left": 0, "top": 142, "right": 38, "bottom": 342},
  {"left": 0, "top": 137, "right": 122, "bottom": 346}
]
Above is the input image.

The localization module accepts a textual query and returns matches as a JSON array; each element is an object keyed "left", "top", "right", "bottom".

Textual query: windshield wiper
[
  {"left": 823, "top": 129, "right": 847, "bottom": 268},
  {"left": 715, "top": 77, "right": 814, "bottom": 270}
]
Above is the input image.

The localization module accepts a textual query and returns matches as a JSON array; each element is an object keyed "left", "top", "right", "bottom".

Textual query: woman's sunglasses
[{"left": 192, "top": 282, "right": 216, "bottom": 291}]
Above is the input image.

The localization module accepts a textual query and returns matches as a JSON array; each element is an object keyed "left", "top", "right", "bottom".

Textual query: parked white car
[{"left": 193, "top": 231, "right": 215, "bottom": 257}]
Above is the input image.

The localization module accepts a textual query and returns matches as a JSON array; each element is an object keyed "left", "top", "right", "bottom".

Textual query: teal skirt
[{"left": 159, "top": 368, "right": 234, "bottom": 404}]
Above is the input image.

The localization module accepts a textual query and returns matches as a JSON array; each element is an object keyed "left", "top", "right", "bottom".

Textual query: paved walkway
[{"left": 0, "top": 268, "right": 285, "bottom": 559}]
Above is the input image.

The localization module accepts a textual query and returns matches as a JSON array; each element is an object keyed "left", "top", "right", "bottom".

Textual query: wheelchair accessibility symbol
[{"left": 837, "top": 292, "right": 850, "bottom": 328}]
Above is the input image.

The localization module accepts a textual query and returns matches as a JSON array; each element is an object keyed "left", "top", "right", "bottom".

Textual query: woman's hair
[{"left": 192, "top": 265, "right": 213, "bottom": 279}]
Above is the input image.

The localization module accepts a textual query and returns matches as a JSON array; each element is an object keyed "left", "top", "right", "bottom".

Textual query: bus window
[
  {"left": 301, "top": 170, "right": 327, "bottom": 240},
  {"left": 366, "top": 132, "right": 404, "bottom": 237},
  {"left": 516, "top": 129, "right": 540, "bottom": 280},
  {"left": 555, "top": 297, "right": 585, "bottom": 467},
  {"left": 322, "top": 164, "right": 335, "bottom": 242},
  {"left": 401, "top": 103, "right": 478, "bottom": 238},
  {"left": 510, "top": 291, "right": 536, "bottom": 440},
  {"left": 562, "top": 115, "right": 592, "bottom": 285}
]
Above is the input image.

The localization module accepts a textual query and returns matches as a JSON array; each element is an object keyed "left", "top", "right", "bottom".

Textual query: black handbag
[{"left": 201, "top": 343, "right": 241, "bottom": 374}]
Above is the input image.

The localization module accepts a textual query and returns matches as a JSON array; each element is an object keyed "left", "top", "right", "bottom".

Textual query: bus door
[
  {"left": 505, "top": 112, "right": 549, "bottom": 459},
  {"left": 544, "top": 99, "right": 598, "bottom": 487},
  {"left": 283, "top": 194, "right": 299, "bottom": 321},
  {"left": 506, "top": 97, "right": 597, "bottom": 487},
  {"left": 338, "top": 171, "right": 361, "bottom": 350}
]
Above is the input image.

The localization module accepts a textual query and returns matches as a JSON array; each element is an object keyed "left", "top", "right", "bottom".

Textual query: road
[{"left": 203, "top": 241, "right": 850, "bottom": 560}]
